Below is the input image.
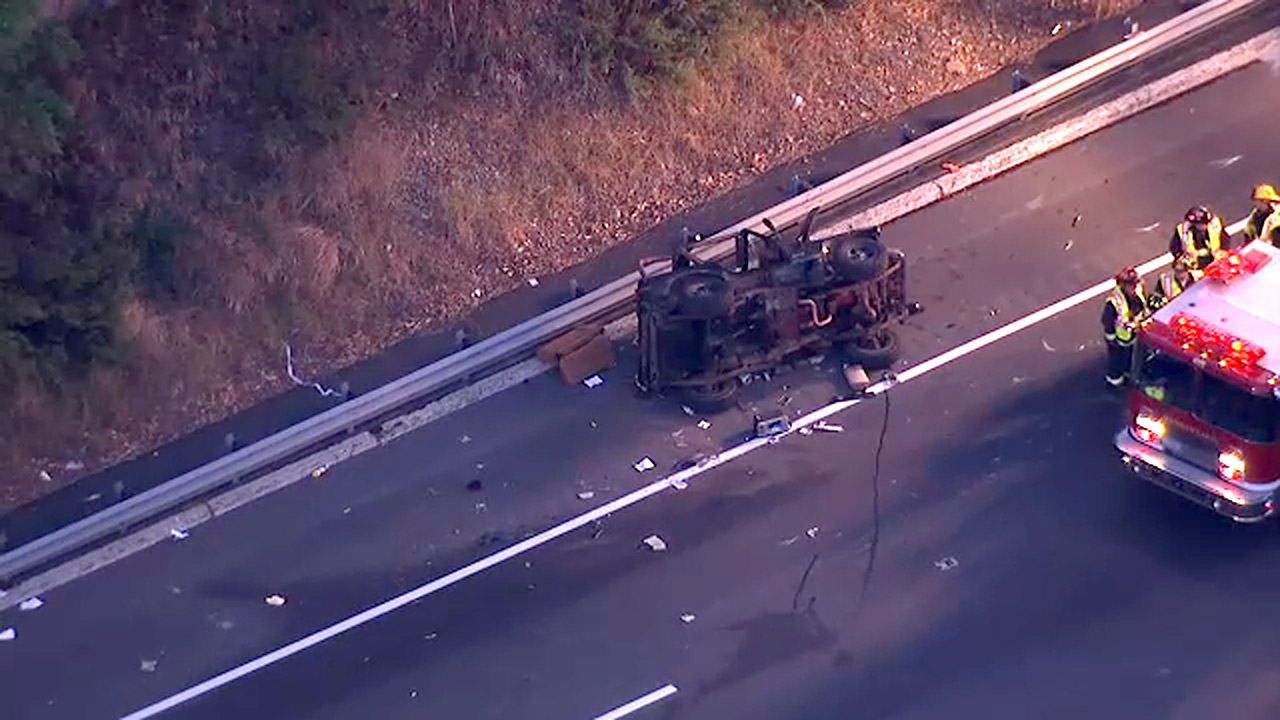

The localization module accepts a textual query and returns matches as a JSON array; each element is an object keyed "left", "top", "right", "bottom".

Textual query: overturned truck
[{"left": 636, "top": 208, "right": 911, "bottom": 410}]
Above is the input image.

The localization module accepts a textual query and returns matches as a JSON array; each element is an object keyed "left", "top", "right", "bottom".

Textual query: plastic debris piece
[
  {"left": 38, "top": 470, "right": 52, "bottom": 483},
  {"left": 265, "top": 594, "right": 287, "bottom": 607},
  {"left": 1211, "top": 155, "right": 1242, "bottom": 169},
  {"left": 170, "top": 528, "right": 189, "bottom": 540},
  {"left": 19, "top": 597, "right": 43, "bottom": 611},
  {"left": 474, "top": 502, "right": 487, "bottom": 513},
  {"left": 1051, "top": 22, "right": 1064, "bottom": 35},
  {"left": 1071, "top": 214, "right": 1081, "bottom": 228},
  {"left": 941, "top": 161, "right": 961, "bottom": 173},
  {"left": 84, "top": 493, "right": 101, "bottom": 503},
  {"left": 798, "top": 427, "right": 813, "bottom": 436},
  {"left": 311, "top": 465, "right": 328, "bottom": 478},
  {"left": 671, "top": 478, "right": 688, "bottom": 490},
  {"left": 140, "top": 659, "right": 158, "bottom": 673},
  {"left": 681, "top": 405, "right": 695, "bottom": 416},
  {"left": 680, "top": 614, "right": 696, "bottom": 623},
  {"left": 1136, "top": 222, "right": 1161, "bottom": 233},
  {"left": 577, "top": 490, "right": 596, "bottom": 501},
  {"left": 780, "top": 535, "right": 799, "bottom": 546},
  {"left": 791, "top": 93, "right": 805, "bottom": 111},
  {"left": 527, "top": 277, "right": 539, "bottom": 287},
  {"left": 472, "top": 288, "right": 482, "bottom": 298},
  {"left": 583, "top": 374, "right": 604, "bottom": 388},
  {"left": 424, "top": 633, "right": 438, "bottom": 640},
  {"left": 459, "top": 434, "right": 472, "bottom": 444},
  {"left": 1041, "top": 339, "right": 1056, "bottom": 352},
  {"left": 1063, "top": 240, "right": 1073, "bottom": 251},
  {"left": 696, "top": 420, "right": 711, "bottom": 430},
  {"left": 806, "top": 527, "right": 819, "bottom": 539},
  {"left": 0, "top": 628, "right": 15, "bottom": 641},
  {"left": 934, "top": 556, "right": 959, "bottom": 571},
  {"left": 642, "top": 535, "right": 668, "bottom": 552},
  {"left": 634, "top": 457, "right": 656, "bottom": 472},
  {"left": 813, "top": 422, "right": 844, "bottom": 433}
]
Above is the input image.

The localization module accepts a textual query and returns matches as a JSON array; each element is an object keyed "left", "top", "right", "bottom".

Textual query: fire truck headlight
[
  {"left": 1218, "top": 450, "right": 1247, "bottom": 483},
  {"left": 1134, "top": 414, "right": 1166, "bottom": 447}
]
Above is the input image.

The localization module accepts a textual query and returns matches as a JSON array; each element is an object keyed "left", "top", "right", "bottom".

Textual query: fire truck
[{"left": 1115, "top": 240, "right": 1280, "bottom": 522}]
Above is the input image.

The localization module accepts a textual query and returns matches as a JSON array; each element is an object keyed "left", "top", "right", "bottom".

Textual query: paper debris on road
[
  {"left": 696, "top": 419, "right": 711, "bottom": 430},
  {"left": 19, "top": 597, "right": 44, "bottom": 611},
  {"left": 0, "top": 628, "right": 14, "bottom": 641},
  {"left": 642, "top": 535, "right": 668, "bottom": 552},
  {"left": 813, "top": 422, "right": 844, "bottom": 433},
  {"left": 780, "top": 535, "right": 799, "bottom": 546},
  {"left": 38, "top": 469, "right": 52, "bottom": 483},
  {"left": 934, "top": 556, "right": 959, "bottom": 571},
  {"left": 170, "top": 528, "right": 190, "bottom": 540},
  {"left": 577, "top": 490, "right": 596, "bottom": 501},
  {"left": 583, "top": 375, "right": 604, "bottom": 388},
  {"left": 1041, "top": 339, "right": 1057, "bottom": 352},
  {"left": 681, "top": 405, "right": 695, "bottom": 416},
  {"left": 265, "top": 594, "right": 288, "bottom": 607},
  {"left": 680, "top": 614, "right": 696, "bottom": 623},
  {"left": 1211, "top": 154, "right": 1242, "bottom": 169},
  {"left": 671, "top": 477, "right": 688, "bottom": 490},
  {"left": 1136, "top": 222, "right": 1161, "bottom": 233},
  {"left": 527, "top": 277, "right": 540, "bottom": 287},
  {"left": 140, "top": 659, "right": 158, "bottom": 673},
  {"left": 634, "top": 457, "right": 656, "bottom": 472},
  {"left": 459, "top": 434, "right": 472, "bottom": 444},
  {"left": 806, "top": 527, "right": 819, "bottom": 539},
  {"left": 798, "top": 427, "right": 813, "bottom": 436}
]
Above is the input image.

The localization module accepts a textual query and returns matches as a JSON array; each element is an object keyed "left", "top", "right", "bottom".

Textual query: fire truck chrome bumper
[{"left": 1114, "top": 429, "right": 1273, "bottom": 523}]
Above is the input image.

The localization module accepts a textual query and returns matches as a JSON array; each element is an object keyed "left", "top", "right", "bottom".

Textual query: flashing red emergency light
[
  {"left": 1171, "top": 313, "right": 1266, "bottom": 370},
  {"left": 1203, "top": 248, "right": 1272, "bottom": 283}
]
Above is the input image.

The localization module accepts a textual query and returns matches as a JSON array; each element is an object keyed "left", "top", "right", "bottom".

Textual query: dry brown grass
[{"left": 1, "top": 0, "right": 1140, "bottom": 508}]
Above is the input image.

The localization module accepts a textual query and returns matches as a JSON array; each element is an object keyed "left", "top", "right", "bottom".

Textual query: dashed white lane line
[
  {"left": 120, "top": 223, "right": 1248, "bottom": 719},
  {"left": 592, "top": 684, "right": 679, "bottom": 720}
]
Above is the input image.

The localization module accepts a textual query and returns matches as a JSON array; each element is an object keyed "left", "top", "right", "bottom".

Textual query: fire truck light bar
[
  {"left": 1203, "top": 248, "right": 1272, "bottom": 283},
  {"left": 1170, "top": 313, "right": 1266, "bottom": 370}
]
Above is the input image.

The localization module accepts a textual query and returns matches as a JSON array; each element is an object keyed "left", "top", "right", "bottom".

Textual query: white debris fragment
[
  {"left": 642, "top": 535, "right": 668, "bottom": 552},
  {"left": 459, "top": 434, "right": 471, "bottom": 444},
  {"left": 474, "top": 502, "right": 487, "bottom": 513},
  {"left": 934, "top": 556, "right": 959, "bottom": 571},
  {"left": 798, "top": 427, "right": 813, "bottom": 436},
  {"left": 310, "top": 465, "right": 328, "bottom": 478},
  {"left": 791, "top": 93, "right": 805, "bottom": 111},
  {"left": 1211, "top": 155, "right": 1242, "bottom": 169},
  {"left": 1051, "top": 22, "right": 1064, "bottom": 35},
  {"left": 170, "top": 528, "right": 189, "bottom": 540},
  {"left": 680, "top": 613, "right": 697, "bottom": 624},
  {"left": 527, "top": 277, "right": 539, "bottom": 287},
  {"left": 64, "top": 460, "right": 85, "bottom": 471},
  {"left": 1041, "top": 339, "right": 1056, "bottom": 352},
  {"left": 0, "top": 628, "right": 14, "bottom": 641},
  {"left": 472, "top": 288, "right": 482, "bottom": 298},
  {"left": 634, "top": 457, "right": 656, "bottom": 472},
  {"left": 38, "top": 470, "right": 52, "bottom": 483},
  {"left": 671, "top": 478, "right": 688, "bottom": 490},
  {"left": 696, "top": 419, "right": 711, "bottom": 430},
  {"left": 681, "top": 405, "right": 695, "bottom": 416},
  {"left": 410, "top": 690, "right": 419, "bottom": 699},
  {"left": 583, "top": 375, "right": 604, "bottom": 388},
  {"left": 813, "top": 422, "right": 844, "bottom": 433},
  {"left": 140, "top": 659, "right": 158, "bottom": 673},
  {"left": 19, "top": 597, "right": 44, "bottom": 611},
  {"left": 343, "top": 507, "right": 352, "bottom": 514},
  {"left": 424, "top": 632, "right": 438, "bottom": 640},
  {"left": 808, "top": 354, "right": 826, "bottom": 366},
  {"left": 1063, "top": 240, "right": 1073, "bottom": 251},
  {"left": 265, "top": 594, "right": 287, "bottom": 607},
  {"left": 1012, "top": 376, "right": 1025, "bottom": 385},
  {"left": 806, "top": 527, "right": 819, "bottom": 539},
  {"left": 1136, "top": 222, "right": 1161, "bottom": 233},
  {"left": 577, "top": 490, "right": 596, "bottom": 501},
  {"left": 780, "top": 535, "right": 799, "bottom": 546}
]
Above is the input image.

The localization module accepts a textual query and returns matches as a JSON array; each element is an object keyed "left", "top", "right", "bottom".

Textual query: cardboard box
[
  {"left": 536, "top": 325, "right": 601, "bottom": 364},
  {"left": 558, "top": 333, "right": 616, "bottom": 385}
]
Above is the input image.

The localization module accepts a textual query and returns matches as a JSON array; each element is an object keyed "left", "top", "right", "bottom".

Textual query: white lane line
[
  {"left": 122, "top": 222, "right": 1245, "bottom": 719},
  {"left": 592, "top": 684, "right": 679, "bottom": 720}
]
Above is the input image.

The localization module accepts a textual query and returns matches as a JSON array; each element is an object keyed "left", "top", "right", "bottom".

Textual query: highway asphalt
[{"left": 4, "top": 46, "right": 1280, "bottom": 720}]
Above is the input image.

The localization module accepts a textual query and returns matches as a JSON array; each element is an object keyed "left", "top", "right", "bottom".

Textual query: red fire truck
[{"left": 1115, "top": 240, "right": 1280, "bottom": 522}]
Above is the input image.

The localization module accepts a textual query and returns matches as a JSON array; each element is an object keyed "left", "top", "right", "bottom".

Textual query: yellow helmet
[{"left": 1254, "top": 184, "right": 1280, "bottom": 203}]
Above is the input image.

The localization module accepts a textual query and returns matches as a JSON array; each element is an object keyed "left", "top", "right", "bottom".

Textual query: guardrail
[{"left": 0, "top": 0, "right": 1260, "bottom": 583}]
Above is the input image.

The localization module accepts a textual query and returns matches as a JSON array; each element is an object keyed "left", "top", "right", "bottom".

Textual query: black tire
[
  {"left": 672, "top": 269, "right": 730, "bottom": 319},
  {"left": 681, "top": 379, "right": 740, "bottom": 413},
  {"left": 843, "top": 327, "right": 900, "bottom": 371},
  {"left": 829, "top": 235, "right": 889, "bottom": 282}
]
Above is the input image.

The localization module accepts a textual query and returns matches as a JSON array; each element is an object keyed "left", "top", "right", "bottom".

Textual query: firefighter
[
  {"left": 1243, "top": 184, "right": 1280, "bottom": 245},
  {"left": 1148, "top": 257, "right": 1194, "bottom": 311},
  {"left": 1102, "top": 267, "right": 1148, "bottom": 387},
  {"left": 1169, "top": 205, "right": 1228, "bottom": 275}
]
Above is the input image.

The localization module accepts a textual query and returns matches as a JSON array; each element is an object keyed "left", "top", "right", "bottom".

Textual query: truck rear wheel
[
  {"left": 843, "top": 327, "right": 900, "bottom": 371},
  {"left": 830, "top": 235, "right": 889, "bottom": 282},
  {"left": 681, "top": 379, "right": 740, "bottom": 412}
]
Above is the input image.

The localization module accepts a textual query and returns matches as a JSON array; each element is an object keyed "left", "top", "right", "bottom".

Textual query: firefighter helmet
[
  {"left": 1254, "top": 184, "right": 1280, "bottom": 203},
  {"left": 1115, "top": 267, "right": 1139, "bottom": 286},
  {"left": 1184, "top": 206, "right": 1211, "bottom": 225}
]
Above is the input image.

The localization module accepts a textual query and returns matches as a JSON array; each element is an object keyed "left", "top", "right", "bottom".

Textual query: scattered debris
[
  {"left": 283, "top": 342, "right": 345, "bottom": 398},
  {"left": 1136, "top": 222, "right": 1161, "bottom": 233},
  {"left": 265, "top": 594, "right": 287, "bottom": 607},
  {"left": 589, "top": 421, "right": 598, "bottom": 429},
  {"left": 755, "top": 414, "right": 791, "bottom": 437},
  {"left": 778, "top": 394, "right": 792, "bottom": 407},
  {"left": 808, "top": 354, "right": 826, "bottom": 366},
  {"left": 310, "top": 465, "right": 328, "bottom": 479},
  {"left": 466, "top": 479, "right": 483, "bottom": 492},
  {"left": 696, "top": 419, "right": 712, "bottom": 430},
  {"left": 934, "top": 556, "right": 960, "bottom": 571},
  {"left": 680, "top": 613, "right": 697, "bottom": 623},
  {"left": 681, "top": 405, "right": 695, "bottom": 416},
  {"left": 19, "top": 597, "right": 43, "bottom": 611},
  {"left": 813, "top": 422, "right": 844, "bottom": 433},
  {"left": 1063, "top": 240, "right": 1073, "bottom": 251},
  {"left": 1051, "top": 22, "right": 1064, "bottom": 35},
  {"left": 1041, "top": 339, "right": 1057, "bottom": 352},
  {"left": 780, "top": 535, "right": 799, "bottom": 546},
  {"left": 474, "top": 502, "right": 487, "bottom": 513},
  {"left": 1012, "top": 376, "right": 1025, "bottom": 385},
  {"left": 424, "top": 633, "right": 438, "bottom": 640},
  {"left": 0, "top": 628, "right": 14, "bottom": 641},
  {"left": 38, "top": 470, "right": 52, "bottom": 483},
  {"left": 84, "top": 493, "right": 101, "bottom": 503},
  {"left": 459, "top": 434, "right": 472, "bottom": 444},
  {"left": 634, "top": 457, "right": 656, "bottom": 472},
  {"left": 1210, "top": 155, "right": 1242, "bottom": 169},
  {"left": 577, "top": 490, "right": 596, "bottom": 501},
  {"left": 527, "top": 277, "right": 540, "bottom": 287},
  {"left": 940, "top": 161, "right": 961, "bottom": 173},
  {"left": 1071, "top": 214, "right": 1081, "bottom": 228},
  {"left": 169, "top": 528, "right": 189, "bottom": 541},
  {"left": 642, "top": 535, "right": 668, "bottom": 552},
  {"left": 410, "top": 690, "right": 419, "bottom": 699},
  {"left": 806, "top": 527, "right": 820, "bottom": 539},
  {"left": 472, "top": 288, "right": 483, "bottom": 298},
  {"left": 791, "top": 93, "right": 805, "bottom": 111},
  {"left": 671, "top": 477, "right": 688, "bottom": 490},
  {"left": 583, "top": 375, "right": 604, "bottom": 388},
  {"left": 216, "top": 619, "right": 235, "bottom": 631},
  {"left": 140, "top": 659, "right": 158, "bottom": 673},
  {"left": 64, "top": 460, "right": 85, "bottom": 471},
  {"left": 798, "top": 427, "right": 813, "bottom": 436}
]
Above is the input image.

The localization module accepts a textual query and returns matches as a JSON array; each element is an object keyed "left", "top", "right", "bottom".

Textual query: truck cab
[{"left": 1115, "top": 241, "right": 1280, "bottom": 522}]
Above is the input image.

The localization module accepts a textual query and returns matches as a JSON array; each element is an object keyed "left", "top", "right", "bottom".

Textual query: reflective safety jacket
[
  {"left": 1172, "top": 216, "right": 1226, "bottom": 268},
  {"left": 1102, "top": 286, "right": 1148, "bottom": 344}
]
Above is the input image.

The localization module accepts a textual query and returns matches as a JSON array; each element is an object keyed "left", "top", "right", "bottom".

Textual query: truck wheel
[
  {"left": 673, "top": 270, "right": 730, "bottom": 318},
  {"left": 843, "top": 327, "right": 900, "bottom": 371},
  {"left": 830, "top": 235, "right": 889, "bottom": 282},
  {"left": 681, "top": 379, "right": 740, "bottom": 412}
]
